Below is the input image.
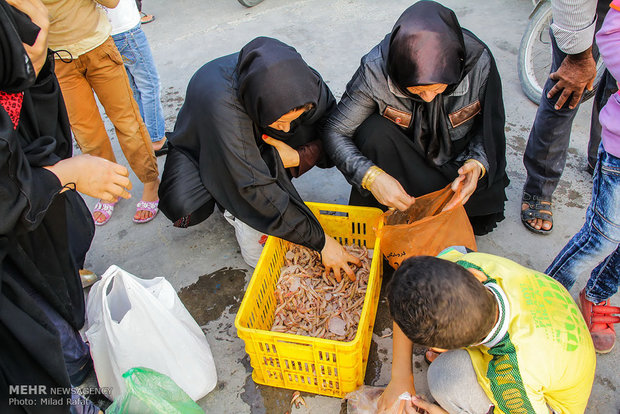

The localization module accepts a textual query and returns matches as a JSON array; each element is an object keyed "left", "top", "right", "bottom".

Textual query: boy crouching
[{"left": 379, "top": 248, "right": 596, "bottom": 414}]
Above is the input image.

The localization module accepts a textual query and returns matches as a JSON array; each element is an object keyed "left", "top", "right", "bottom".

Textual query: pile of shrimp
[{"left": 270, "top": 243, "right": 371, "bottom": 341}]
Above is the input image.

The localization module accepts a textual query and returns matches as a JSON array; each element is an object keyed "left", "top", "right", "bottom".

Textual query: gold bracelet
[
  {"left": 362, "top": 166, "right": 384, "bottom": 190},
  {"left": 464, "top": 159, "right": 486, "bottom": 180}
]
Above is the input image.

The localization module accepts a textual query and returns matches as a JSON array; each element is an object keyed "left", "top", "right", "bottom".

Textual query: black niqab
[
  {"left": 385, "top": 1, "right": 484, "bottom": 167},
  {"left": 237, "top": 37, "right": 320, "bottom": 127}
]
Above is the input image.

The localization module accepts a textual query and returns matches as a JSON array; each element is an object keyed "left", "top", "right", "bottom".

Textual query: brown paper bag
[{"left": 378, "top": 184, "right": 477, "bottom": 269}]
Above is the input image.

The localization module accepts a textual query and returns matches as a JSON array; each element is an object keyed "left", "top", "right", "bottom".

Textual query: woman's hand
[
  {"left": 44, "top": 154, "right": 133, "bottom": 202},
  {"left": 368, "top": 171, "right": 415, "bottom": 211},
  {"left": 377, "top": 376, "right": 415, "bottom": 413},
  {"left": 6, "top": 0, "right": 50, "bottom": 76},
  {"left": 262, "top": 134, "right": 300, "bottom": 168},
  {"left": 443, "top": 160, "right": 481, "bottom": 211},
  {"left": 320, "top": 235, "right": 361, "bottom": 282}
]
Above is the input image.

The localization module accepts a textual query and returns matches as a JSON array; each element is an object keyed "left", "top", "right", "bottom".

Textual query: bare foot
[
  {"left": 134, "top": 179, "right": 160, "bottom": 222},
  {"left": 140, "top": 12, "right": 155, "bottom": 24},
  {"left": 93, "top": 199, "right": 118, "bottom": 225},
  {"left": 93, "top": 210, "right": 105, "bottom": 224},
  {"left": 152, "top": 138, "right": 166, "bottom": 152},
  {"left": 521, "top": 201, "right": 553, "bottom": 231}
]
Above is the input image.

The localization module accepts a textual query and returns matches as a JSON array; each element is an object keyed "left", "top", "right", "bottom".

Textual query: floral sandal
[
  {"left": 133, "top": 200, "right": 159, "bottom": 224},
  {"left": 92, "top": 199, "right": 118, "bottom": 226},
  {"left": 521, "top": 192, "right": 553, "bottom": 235}
]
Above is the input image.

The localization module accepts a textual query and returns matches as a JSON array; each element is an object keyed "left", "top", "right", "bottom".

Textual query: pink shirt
[{"left": 596, "top": 0, "right": 620, "bottom": 157}]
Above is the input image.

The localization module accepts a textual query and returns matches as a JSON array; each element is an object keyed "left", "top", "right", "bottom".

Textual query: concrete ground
[{"left": 81, "top": 0, "right": 619, "bottom": 412}]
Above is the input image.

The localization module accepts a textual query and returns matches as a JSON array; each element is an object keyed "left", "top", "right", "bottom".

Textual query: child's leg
[
  {"left": 427, "top": 349, "right": 493, "bottom": 414},
  {"left": 546, "top": 146, "right": 620, "bottom": 292},
  {"left": 585, "top": 246, "right": 619, "bottom": 303},
  {"left": 113, "top": 25, "right": 166, "bottom": 143}
]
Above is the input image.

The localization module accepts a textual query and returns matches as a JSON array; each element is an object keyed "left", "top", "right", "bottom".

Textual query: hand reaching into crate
[{"left": 321, "top": 236, "right": 362, "bottom": 282}]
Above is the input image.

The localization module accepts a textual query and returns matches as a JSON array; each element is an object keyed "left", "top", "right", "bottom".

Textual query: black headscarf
[
  {"left": 386, "top": 1, "right": 484, "bottom": 167},
  {"left": 237, "top": 37, "right": 321, "bottom": 128},
  {"left": 1, "top": 1, "right": 93, "bottom": 409}
]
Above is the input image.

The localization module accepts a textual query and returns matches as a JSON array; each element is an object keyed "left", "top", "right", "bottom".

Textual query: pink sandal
[
  {"left": 92, "top": 199, "right": 118, "bottom": 226},
  {"left": 133, "top": 200, "right": 159, "bottom": 224}
]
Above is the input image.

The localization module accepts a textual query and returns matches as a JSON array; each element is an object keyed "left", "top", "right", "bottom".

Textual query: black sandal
[{"left": 521, "top": 192, "right": 553, "bottom": 235}]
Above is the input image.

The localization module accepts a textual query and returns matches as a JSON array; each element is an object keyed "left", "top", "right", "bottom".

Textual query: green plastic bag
[{"left": 106, "top": 367, "right": 204, "bottom": 414}]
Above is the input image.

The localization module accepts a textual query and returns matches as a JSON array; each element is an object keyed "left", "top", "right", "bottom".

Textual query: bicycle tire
[
  {"left": 237, "top": 0, "right": 264, "bottom": 7},
  {"left": 518, "top": 1, "right": 603, "bottom": 104}
]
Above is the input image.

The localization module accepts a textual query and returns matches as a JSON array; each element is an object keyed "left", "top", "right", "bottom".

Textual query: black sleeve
[
  {"left": 0, "top": 111, "right": 63, "bottom": 237},
  {"left": 478, "top": 51, "right": 507, "bottom": 189},
  {"left": 323, "top": 64, "right": 377, "bottom": 191},
  {"left": 201, "top": 108, "right": 326, "bottom": 251}
]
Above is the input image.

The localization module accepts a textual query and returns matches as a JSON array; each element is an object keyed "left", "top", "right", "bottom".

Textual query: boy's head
[{"left": 387, "top": 256, "right": 496, "bottom": 349}]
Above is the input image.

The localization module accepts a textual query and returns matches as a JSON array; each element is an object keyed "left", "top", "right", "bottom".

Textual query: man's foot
[
  {"left": 579, "top": 289, "right": 620, "bottom": 353},
  {"left": 133, "top": 179, "right": 159, "bottom": 222},
  {"left": 521, "top": 192, "right": 553, "bottom": 234}
]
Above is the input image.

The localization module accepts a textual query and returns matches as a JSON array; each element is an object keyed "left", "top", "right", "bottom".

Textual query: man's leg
[
  {"left": 522, "top": 34, "right": 580, "bottom": 232},
  {"left": 427, "top": 349, "right": 493, "bottom": 414}
]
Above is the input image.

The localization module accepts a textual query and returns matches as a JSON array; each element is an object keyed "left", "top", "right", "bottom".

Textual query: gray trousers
[
  {"left": 427, "top": 350, "right": 493, "bottom": 414},
  {"left": 523, "top": 0, "right": 616, "bottom": 199}
]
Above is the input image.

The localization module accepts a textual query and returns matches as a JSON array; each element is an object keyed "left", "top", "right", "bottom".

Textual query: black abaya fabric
[
  {"left": 161, "top": 37, "right": 335, "bottom": 251},
  {"left": 0, "top": 1, "right": 38, "bottom": 93},
  {"left": 1, "top": 2, "right": 94, "bottom": 411}
]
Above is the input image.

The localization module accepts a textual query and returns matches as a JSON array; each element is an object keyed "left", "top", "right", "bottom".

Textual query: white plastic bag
[
  {"left": 346, "top": 386, "right": 413, "bottom": 414},
  {"left": 224, "top": 210, "right": 267, "bottom": 267},
  {"left": 85, "top": 266, "right": 217, "bottom": 401}
]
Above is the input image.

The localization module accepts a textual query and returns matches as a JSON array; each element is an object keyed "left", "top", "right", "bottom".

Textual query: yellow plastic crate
[{"left": 234, "top": 202, "right": 383, "bottom": 398}]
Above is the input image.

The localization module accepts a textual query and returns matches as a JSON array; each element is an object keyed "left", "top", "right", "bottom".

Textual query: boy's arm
[{"left": 377, "top": 322, "right": 416, "bottom": 412}]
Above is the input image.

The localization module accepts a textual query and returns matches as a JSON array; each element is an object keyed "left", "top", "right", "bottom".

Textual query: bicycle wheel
[
  {"left": 237, "top": 0, "right": 264, "bottom": 7},
  {"left": 518, "top": 1, "right": 603, "bottom": 104}
]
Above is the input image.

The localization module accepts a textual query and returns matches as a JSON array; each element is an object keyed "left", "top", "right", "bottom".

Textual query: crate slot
[{"left": 319, "top": 210, "right": 348, "bottom": 217}]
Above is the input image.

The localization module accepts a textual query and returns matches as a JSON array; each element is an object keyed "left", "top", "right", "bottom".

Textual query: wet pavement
[{"left": 81, "top": 0, "right": 618, "bottom": 412}]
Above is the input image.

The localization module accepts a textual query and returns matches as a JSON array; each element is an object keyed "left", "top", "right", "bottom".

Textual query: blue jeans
[
  {"left": 546, "top": 144, "right": 620, "bottom": 303},
  {"left": 112, "top": 23, "right": 165, "bottom": 142}
]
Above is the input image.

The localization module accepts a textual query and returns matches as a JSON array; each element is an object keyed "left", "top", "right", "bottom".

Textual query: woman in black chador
[
  {"left": 324, "top": 1, "right": 509, "bottom": 235},
  {"left": 159, "top": 37, "right": 360, "bottom": 277},
  {"left": 1, "top": 0, "right": 131, "bottom": 411}
]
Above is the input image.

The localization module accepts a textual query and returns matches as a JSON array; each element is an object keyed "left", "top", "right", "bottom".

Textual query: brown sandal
[{"left": 521, "top": 192, "right": 553, "bottom": 235}]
